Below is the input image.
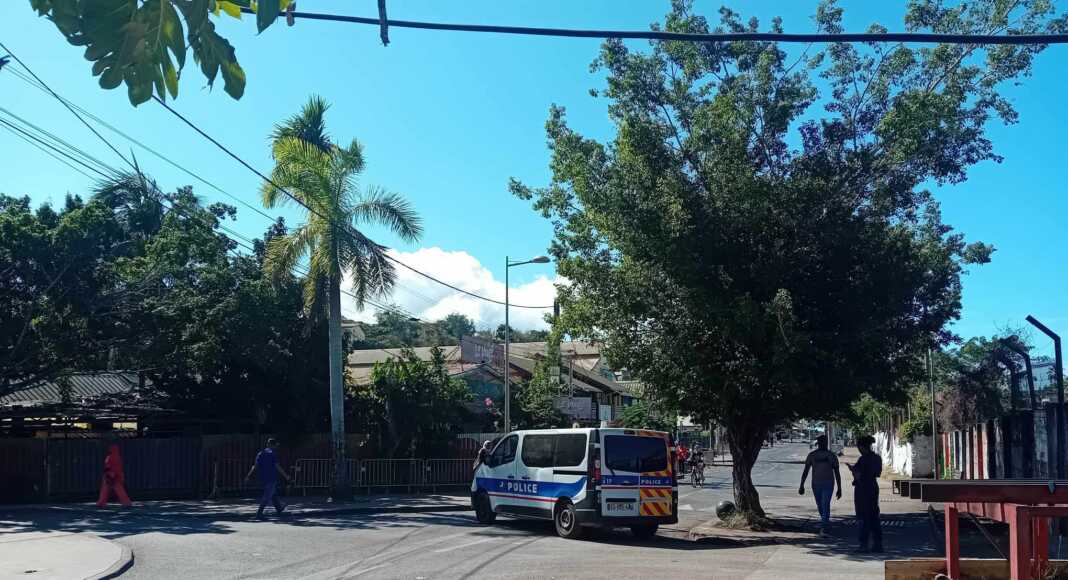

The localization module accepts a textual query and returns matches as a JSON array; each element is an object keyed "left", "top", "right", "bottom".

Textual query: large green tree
[
  {"left": 513, "top": 0, "right": 1063, "bottom": 520},
  {"left": 262, "top": 95, "right": 422, "bottom": 498}
]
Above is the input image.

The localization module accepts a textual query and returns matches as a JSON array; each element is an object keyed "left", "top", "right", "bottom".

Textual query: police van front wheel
[
  {"left": 474, "top": 492, "right": 496, "bottom": 524},
  {"left": 553, "top": 501, "right": 583, "bottom": 539},
  {"left": 631, "top": 524, "right": 659, "bottom": 540}
]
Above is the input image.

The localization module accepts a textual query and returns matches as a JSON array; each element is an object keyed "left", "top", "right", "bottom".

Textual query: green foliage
[
  {"left": 28, "top": 0, "right": 293, "bottom": 105},
  {"left": 620, "top": 400, "right": 673, "bottom": 432},
  {"left": 512, "top": 1, "right": 1063, "bottom": 517},
  {"left": 355, "top": 311, "right": 477, "bottom": 349},
  {"left": 1, "top": 176, "right": 337, "bottom": 436},
  {"left": 356, "top": 347, "right": 472, "bottom": 457}
]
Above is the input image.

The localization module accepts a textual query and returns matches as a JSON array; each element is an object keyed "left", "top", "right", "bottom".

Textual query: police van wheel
[
  {"left": 631, "top": 524, "right": 659, "bottom": 540},
  {"left": 474, "top": 492, "right": 496, "bottom": 524},
  {"left": 554, "top": 501, "right": 583, "bottom": 539}
]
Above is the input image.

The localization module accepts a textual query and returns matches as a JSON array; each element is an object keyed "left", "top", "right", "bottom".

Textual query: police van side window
[
  {"left": 554, "top": 434, "right": 587, "bottom": 467},
  {"left": 521, "top": 435, "right": 554, "bottom": 468},
  {"left": 489, "top": 435, "right": 518, "bottom": 467}
]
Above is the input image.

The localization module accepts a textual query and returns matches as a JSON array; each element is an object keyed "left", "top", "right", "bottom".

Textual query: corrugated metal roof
[{"left": 0, "top": 373, "right": 142, "bottom": 407}]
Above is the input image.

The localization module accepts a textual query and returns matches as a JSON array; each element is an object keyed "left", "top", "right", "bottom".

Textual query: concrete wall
[{"left": 874, "top": 431, "right": 934, "bottom": 478}]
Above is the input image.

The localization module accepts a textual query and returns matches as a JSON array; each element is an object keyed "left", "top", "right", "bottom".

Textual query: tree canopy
[{"left": 512, "top": 0, "right": 1062, "bottom": 520}]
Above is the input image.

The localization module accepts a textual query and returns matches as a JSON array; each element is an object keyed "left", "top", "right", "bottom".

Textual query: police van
[{"left": 471, "top": 428, "right": 677, "bottom": 539}]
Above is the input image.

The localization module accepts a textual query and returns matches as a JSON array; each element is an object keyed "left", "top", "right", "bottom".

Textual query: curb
[{"left": 87, "top": 539, "right": 134, "bottom": 580}]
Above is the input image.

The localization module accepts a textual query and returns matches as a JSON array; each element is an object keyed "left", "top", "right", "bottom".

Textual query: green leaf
[
  {"left": 160, "top": 0, "right": 186, "bottom": 68},
  {"left": 255, "top": 0, "right": 280, "bottom": 33},
  {"left": 163, "top": 54, "right": 179, "bottom": 98},
  {"left": 217, "top": 0, "right": 243, "bottom": 18},
  {"left": 221, "top": 60, "right": 246, "bottom": 99},
  {"left": 100, "top": 65, "right": 124, "bottom": 89}
]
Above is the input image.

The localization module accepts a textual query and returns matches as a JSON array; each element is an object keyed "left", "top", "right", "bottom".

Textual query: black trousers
[{"left": 855, "top": 498, "right": 882, "bottom": 548}]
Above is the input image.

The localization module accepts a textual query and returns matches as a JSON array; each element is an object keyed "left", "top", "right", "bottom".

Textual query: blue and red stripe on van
[{"left": 476, "top": 477, "right": 587, "bottom": 503}]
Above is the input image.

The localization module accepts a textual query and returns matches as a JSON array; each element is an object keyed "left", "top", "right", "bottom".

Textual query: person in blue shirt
[{"left": 245, "top": 438, "right": 291, "bottom": 519}]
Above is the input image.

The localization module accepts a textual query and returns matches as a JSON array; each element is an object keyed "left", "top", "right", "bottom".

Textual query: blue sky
[{"left": 1, "top": 1, "right": 1064, "bottom": 350}]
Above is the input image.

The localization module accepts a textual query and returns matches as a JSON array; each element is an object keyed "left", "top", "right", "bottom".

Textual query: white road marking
[
  {"left": 432, "top": 538, "right": 496, "bottom": 553},
  {"left": 678, "top": 504, "right": 694, "bottom": 511}
]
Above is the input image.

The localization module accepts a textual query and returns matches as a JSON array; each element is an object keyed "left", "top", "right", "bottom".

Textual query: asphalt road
[{"left": 2, "top": 443, "right": 936, "bottom": 579}]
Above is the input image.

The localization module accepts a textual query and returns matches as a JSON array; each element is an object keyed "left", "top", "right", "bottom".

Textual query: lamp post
[
  {"left": 1000, "top": 337, "right": 1037, "bottom": 409},
  {"left": 503, "top": 255, "right": 550, "bottom": 433},
  {"left": 1026, "top": 315, "right": 1064, "bottom": 479}
]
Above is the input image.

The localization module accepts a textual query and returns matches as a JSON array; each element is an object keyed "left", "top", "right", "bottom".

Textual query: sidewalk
[
  {"left": 0, "top": 531, "right": 132, "bottom": 580},
  {"left": 4, "top": 493, "right": 471, "bottom": 521},
  {"left": 685, "top": 447, "right": 938, "bottom": 579}
]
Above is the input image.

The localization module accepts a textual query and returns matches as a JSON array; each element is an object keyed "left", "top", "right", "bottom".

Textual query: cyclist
[{"left": 689, "top": 446, "right": 706, "bottom": 486}]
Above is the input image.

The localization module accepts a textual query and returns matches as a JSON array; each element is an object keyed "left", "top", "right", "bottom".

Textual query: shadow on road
[{"left": 0, "top": 507, "right": 480, "bottom": 540}]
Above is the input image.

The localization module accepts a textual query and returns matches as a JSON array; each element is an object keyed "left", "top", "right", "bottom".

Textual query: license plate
[{"left": 606, "top": 501, "right": 636, "bottom": 513}]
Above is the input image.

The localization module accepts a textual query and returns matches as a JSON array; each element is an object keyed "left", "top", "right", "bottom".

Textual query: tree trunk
[
  {"left": 328, "top": 274, "right": 351, "bottom": 500},
  {"left": 726, "top": 418, "right": 768, "bottom": 522}
]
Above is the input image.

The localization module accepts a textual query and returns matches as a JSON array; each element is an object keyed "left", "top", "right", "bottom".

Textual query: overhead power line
[
  {"left": 241, "top": 6, "right": 1068, "bottom": 45},
  {"left": 0, "top": 56, "right": 420, "bottom": 322},
  {"left": 0, "top": 41, "right": 134, "bottom": 170},
  {"left": 2, "top": 65, "right": 432, "bottom": 319},
  {"left": 151, "top": 96, "right": 556, "bottom": 310}
]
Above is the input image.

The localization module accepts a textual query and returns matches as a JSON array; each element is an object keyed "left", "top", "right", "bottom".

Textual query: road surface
[{"left": 2, "top": 443, "right": 936, "bottom": 579}]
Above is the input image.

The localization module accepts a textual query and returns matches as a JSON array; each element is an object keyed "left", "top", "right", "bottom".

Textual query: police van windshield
[{"left": 604, "top": 435, "right": 667, "bottom": 473}]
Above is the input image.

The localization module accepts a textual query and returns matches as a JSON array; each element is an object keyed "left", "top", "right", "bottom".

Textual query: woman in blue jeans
[{"left": 799, "top": 435, "right": 842, "bottom": 534}]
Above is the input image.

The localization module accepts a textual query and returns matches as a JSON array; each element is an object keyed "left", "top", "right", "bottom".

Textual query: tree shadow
[{"left": 0, "top": 506, "right": 479, "bottom": 540}]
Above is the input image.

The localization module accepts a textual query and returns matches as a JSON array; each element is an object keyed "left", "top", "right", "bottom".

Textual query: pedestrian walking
[
  {"left": 245, "top": 438, "right": 291, "bottom": 519},
  {"left": 799, "top": 435, "right": 842, "bottom": 534},
  {"left": 96, "top": 441, "right": 133, "bottom": 508},
  {"left": 848, "top": 435, "right": 883, "bottom": 553}
]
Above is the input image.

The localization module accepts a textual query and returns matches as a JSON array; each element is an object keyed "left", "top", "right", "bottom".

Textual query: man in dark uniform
[{"left": 849, "top": 435, "right": 883, "bottom": 553}]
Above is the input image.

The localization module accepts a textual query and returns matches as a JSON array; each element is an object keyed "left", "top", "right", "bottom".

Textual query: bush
[{"left": 897, "top": 417, "right": 932, "bottom": 442}]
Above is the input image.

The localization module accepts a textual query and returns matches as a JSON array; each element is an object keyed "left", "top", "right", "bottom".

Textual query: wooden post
[
  {"left": 945, "top": 504, "right": 961, "bottom": 579},
  {"left": 1034, "top": 516, "right": 1049, "bottom": 578},
  {"left": 1008, "top": 504, "right": 1032, "bottom": 580}
]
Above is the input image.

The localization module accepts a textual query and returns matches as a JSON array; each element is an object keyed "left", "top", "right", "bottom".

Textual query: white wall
[{"left": 874, "top": 431, "right": 933, "bottom": 478}]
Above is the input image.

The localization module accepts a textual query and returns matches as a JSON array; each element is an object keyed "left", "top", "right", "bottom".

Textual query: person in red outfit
[{"left": 97, "top": 442, "right": 132, "bottom": 508}]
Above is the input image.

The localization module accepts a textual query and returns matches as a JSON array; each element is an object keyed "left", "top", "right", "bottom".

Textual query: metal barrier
[
  {"left": 361, "top": 459, "right": 425, "bottom": 491},
  {"left": 285, "top": 458, "right": 474, "bottom": 493},
  {"left": 211, "top": 459, "right": 259, "bottom": 498},
  {"left": 425, "top": 459, "right": 473, "bottom": 489},
  {"left": 291, "top": 458, "right": 332, "bottom": 495}
]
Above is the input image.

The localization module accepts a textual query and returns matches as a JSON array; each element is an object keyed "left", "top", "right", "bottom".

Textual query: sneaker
[
  {"left": 854, "top": 546, "right": 870, "bottom": 554},
  {"left": 277, "top": 502, "right": 288, "bottom": 515}
]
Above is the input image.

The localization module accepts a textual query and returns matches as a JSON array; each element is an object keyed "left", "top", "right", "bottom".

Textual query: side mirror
[{"left": 485, "top": 457, "right": 497, "bottom": 468}]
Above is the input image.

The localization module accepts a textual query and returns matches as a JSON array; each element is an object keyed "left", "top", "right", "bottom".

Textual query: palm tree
[{"left": 262, "top": 96, "right": 422, "bottom": 499}]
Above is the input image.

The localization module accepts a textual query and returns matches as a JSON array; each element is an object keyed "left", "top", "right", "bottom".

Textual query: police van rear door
[{"left": 600, "top": 430, "right": 673, "bottom": 519}]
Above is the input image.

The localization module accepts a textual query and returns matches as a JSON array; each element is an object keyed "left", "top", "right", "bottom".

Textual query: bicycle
[{"left": 690, "top": 460, "right": 705, "bottom": 488}]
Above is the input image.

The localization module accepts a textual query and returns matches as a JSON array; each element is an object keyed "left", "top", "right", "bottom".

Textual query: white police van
[{"left": 471, "top": 427, "right": 677, "bottom": 539}]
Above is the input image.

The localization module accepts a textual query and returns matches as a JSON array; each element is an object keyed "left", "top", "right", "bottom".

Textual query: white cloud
[{"left": 341, "top": 247, "right": 562, "bottom": 331}]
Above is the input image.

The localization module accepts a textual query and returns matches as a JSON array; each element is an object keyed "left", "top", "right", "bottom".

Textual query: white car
[{"left": 471, "top": 427, "right": 678, "bottom": 539}]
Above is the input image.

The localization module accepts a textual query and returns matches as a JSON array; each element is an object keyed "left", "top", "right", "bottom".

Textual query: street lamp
[{"left": 503, "top": 255, "right": 550, "bottom": 433}]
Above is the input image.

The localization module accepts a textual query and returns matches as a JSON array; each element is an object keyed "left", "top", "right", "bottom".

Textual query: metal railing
[
  {"left": 291, "top": 459, "right": 333, "bottom": 496},
  {"left": 362, "top": 459, "right": 424, "bottom": 491},
  {"left": 284, "top": 458, "right": 474, "bottom": 494},
  {"left": 425, "top": 459, "right": 474, "bottom": 489}
]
